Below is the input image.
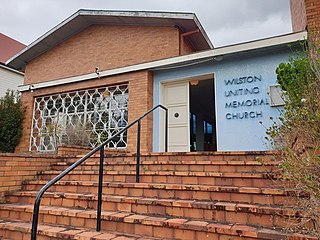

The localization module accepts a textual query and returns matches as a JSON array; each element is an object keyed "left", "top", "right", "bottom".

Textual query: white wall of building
[{"left": 0, "top": 65, "right": 24, "bottom": 97}]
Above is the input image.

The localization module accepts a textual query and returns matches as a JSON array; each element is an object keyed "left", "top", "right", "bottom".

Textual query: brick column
[
  {"left": 290, "top": 0, "right": 307, "bottom": 32},
  {"left": 127, "top": 70, "right": 154, "bottom": 153},
  {"left": 305, "top": 0, "right": 320, "bottom": 30},
  {"left": 15, "top": 91, "right": 34, "bottom": 153}
]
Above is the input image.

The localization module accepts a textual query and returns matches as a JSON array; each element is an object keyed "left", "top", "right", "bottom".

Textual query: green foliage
[
  {"left": 255, "top": 157, "right": 263, "bottom": 164},
  {"left": 272, "top": 39, "right": 320, "bottom": 146},
  {"left": 276, "top": 50, "right": 315, "bottom": 107},
  {"left": 0, "top": 90, "right": 25, "bottom": 153},
  {"left": 269, "top": 36, "right": 320, "bottom": 234}
]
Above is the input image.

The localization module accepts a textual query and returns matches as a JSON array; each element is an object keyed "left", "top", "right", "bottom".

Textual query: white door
[{"left": 163, "top": 82, "right": 190, "bottom": 152}]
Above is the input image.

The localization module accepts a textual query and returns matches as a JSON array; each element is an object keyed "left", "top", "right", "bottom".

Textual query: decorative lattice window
[{"left": 30, "top": 84, "right": 128, "bottom": 152}]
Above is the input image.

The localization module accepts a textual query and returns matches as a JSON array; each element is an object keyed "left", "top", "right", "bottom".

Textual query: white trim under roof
[
  {"left": 18, "top": 31, "right": 307, "bottom": 92},
  {"left": 0, "top": 64, "right": 24, "bottom": 75}
]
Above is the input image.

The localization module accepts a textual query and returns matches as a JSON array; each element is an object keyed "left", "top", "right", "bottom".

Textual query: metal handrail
[{"left": 31, "top": 104, "right": 168, "bottom": 240}]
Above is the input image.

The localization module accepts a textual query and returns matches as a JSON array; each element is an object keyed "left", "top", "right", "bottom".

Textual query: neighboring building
[
  {"left": 0, "top": 63, "right": 24, "bottom": 97},
  {"left": 290, "top": 0, "right": 320, "bottom": 31},
  {"left": 0, "top": 33, "right": 26, "bottom": 64},
  {"left": 0, "top": 33, "right": 25, "bottom": 97},
  {"left": 7, "top": 9, "right": 305, "bottom": 153}
]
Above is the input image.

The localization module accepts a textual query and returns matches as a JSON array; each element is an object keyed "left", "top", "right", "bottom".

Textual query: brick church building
[
  {"left": 0, "top": 1, "right": 319, "bottom": 240},
  {"left": 6, "top": 8, "right": 306, "bottom": 154}
]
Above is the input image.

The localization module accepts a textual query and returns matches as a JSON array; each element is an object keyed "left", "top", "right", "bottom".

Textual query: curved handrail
[{"left": 31, "top": 104, "right": 168, "bottom": 240}]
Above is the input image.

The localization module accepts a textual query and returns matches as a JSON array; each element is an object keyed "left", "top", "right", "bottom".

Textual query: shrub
[
  {"left": 268, "top": 34, "right": 320, "bottom": 234},
  {"left": 0, "top": 90, "right": 25, "bottom": 153}
]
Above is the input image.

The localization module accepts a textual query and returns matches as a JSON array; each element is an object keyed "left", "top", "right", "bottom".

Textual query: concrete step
[
  {"left": 4, "top": 191, "right": 310, "bottom": 229},
  {"left": 0, "top": 204, "right": 316, "bottom": 240},
  {"left": 37, "top": 170, "right": 280, "bottom": 187},
  {"left": 0, "top": 218, "right": 166, "bottom": 240},
  {"left": 22, "top": 180, "right": 296, "bottom": 206}
]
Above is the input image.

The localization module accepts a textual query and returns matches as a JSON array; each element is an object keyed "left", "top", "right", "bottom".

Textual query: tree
[{"left": 0, "top": 90, "right": 25, "bottom": 152}]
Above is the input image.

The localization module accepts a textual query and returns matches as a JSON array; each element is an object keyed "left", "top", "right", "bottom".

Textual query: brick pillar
[
  {"left": 305, "top": 0, "right": 320, "bottom": 30},
  {"left": 291, "top": 0, "right": 320, "bottom": 32},
  {"left": 15, "top": 91, "right": 34, "bottom": 153},
  {"left": 127, "top": 70, "right": 154, "bottom": 153},
  {"left": 290, "top": 0, "right": 307, "bottom": 32}
]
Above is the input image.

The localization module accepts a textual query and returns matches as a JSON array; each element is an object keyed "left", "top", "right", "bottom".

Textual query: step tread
[
  {"left": 75, "top": 151, "right": 275, "bottom": 158},
  {"left": 0, "top": 204, "right": 316, "bottom": 240},
  {"left": 25, "top": 180, "right": 288, "bottom": 195},
  {"left": 4, "top": 191, "right": 299, "bottom": 217},
  {"left": 0, "top": 218, "right": 166, "bottom": 240},
  {"left": 38, "top": 170, "right": 279, "bottom": 178},
  {"left": 53, "top": 160, "right": 279, "bottom": 166}
]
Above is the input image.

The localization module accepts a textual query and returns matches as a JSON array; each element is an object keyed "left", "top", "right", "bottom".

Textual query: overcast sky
[{"left": 0, "top": 0, "right": 292, "bottom": 47}]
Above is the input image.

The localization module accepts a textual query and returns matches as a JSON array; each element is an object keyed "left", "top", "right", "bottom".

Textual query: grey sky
[{"left": 0, "top": 0, "right": 292, "bottom": 47}]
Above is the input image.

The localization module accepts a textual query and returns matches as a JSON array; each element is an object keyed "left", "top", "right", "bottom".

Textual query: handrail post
[
  {"left": 31, "top": 198, "right": 41, "bottom": 240},
  {"left": 136, "top": 120, "right": 141, "bottom": 183},
  {"left": 96, "top": 146, "right": 104, "bottom": 231},
  {"left": 165, "top": 108, "right": 168, "bottom": 152}
]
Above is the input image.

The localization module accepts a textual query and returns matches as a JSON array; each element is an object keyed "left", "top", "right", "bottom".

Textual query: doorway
[
  {"left": 189, "top": 79, "right": 216, "bottom": 151},
  {"left": 161, "top": 75, "right": 216, "bottom": 152}
]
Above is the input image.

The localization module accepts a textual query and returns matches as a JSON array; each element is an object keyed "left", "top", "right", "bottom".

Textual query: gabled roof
[
  {"left": 7, "top": 9, "right": 213, "bottom": 70},
  {"left": 0, "top": 33, "right": 26, "bottom": 64}
]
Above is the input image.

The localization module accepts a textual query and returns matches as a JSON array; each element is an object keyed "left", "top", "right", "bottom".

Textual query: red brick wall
[
  {"left": 305, "top": 0, "right": 320, "bottom": 30},
  {"left": 24, "top": 25, "right": 181, "bottom": 84},
  {"left": 290, "top": 0, "right": 307, "bottom": 32},
  {"left": 0, "top": 153, "right": 60, "bottom": 200}
]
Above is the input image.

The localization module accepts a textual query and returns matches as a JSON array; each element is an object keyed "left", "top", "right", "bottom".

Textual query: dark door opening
[{"left": 189, "top": 79, "right": 217, "bottom": 151}]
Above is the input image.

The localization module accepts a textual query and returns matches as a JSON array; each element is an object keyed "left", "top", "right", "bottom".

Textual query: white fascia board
[
  {"left": 0, "top": 64, "right": 24, "bottom": 75},
  {"left": 79, "top": 9, "right": 195, "bottom": 19},
  {"left": 18, "top": 31, "right": 307, "bottom": 93}
]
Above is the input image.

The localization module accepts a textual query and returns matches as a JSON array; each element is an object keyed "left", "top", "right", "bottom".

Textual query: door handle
[{"left": 174, "top": 113, "right": 179, "bottom": 118}]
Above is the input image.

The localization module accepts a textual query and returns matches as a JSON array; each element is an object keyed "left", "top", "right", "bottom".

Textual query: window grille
[{"left": 29, "top": 84, "right": 128, "bottom": 152}]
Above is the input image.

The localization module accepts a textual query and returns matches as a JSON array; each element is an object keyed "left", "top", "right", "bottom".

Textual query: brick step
[
  {"left": 0, "top": 219, "right": 166, "bottom": 240},
  {"left": 37, "top": 170, "right": 280, "bottom": 187},
  {"left": 51, "top": 159, "right": 279, "bottom": 173},
  {"left": 22, "top": 181, "right": 296, "bottom": 206},
  {"left": 0, "top": 204, "right": 316, "bottom": 240},
  {"left": 5, "top": 191, "right": 309, "bottom": 229},
  {"left": 70, "top": 151, "right": 275, "bottom": 163}
]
